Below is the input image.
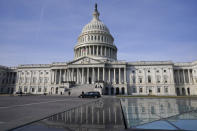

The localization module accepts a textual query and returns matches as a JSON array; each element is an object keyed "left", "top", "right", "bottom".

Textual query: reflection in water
[
  {"left": 121, "top": 98, "right": 197, "bottom": 130},
  {"left": 14, "top": 98, "right": 124, "bottom": 131}
]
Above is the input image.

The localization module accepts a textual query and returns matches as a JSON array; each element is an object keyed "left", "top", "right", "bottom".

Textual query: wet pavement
[
  {"left": 2, "top": 96, "right": 197, "bottom": 131},
  {"left": 13, "top": 97, "right": 125, "bottom": 131},
  {"left": 0, "top": 96, "right": 96, "bottom": 131}
]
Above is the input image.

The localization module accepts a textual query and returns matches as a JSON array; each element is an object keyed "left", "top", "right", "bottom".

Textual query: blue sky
[{"left": 0, "top": 0, "right": 197, "bottom": 66}]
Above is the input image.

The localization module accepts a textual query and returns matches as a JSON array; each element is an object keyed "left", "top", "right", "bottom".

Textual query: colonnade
[
  {"left": 174, "top": 69, "right": 193, "bottom": 84},
  {"left": 74, "top": 45, "right": 117, "bottom": 59},
  {"left": 51, "top": 67, "right": 126, "bottom": 85},
  {"left": 78, "top": 34, "right": 113, "bottom": 44}
]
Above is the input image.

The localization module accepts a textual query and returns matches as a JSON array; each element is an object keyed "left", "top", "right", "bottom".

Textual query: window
[
  {"left": 133, "top": 76, "right": 136, "bottom": 83},
  {"left": 157, "top": 70, "right": 159, "bottom": 73},
  {"left": 32, "top": 88, "right": 35, "bottom": 92},
  {"left": 39, "top": 77, "right": 43, "bottom": 83},
  {"left": 151, "top": 106, "right": 155, "bottom": 114},
  {"left": 148, "top": 70, "right": 150, "bottom": 73},
  {"left": 157, "top": 87, "right": 161, "bottom": 93},
  {"left": 139, "top": 70, "right": 142, "bottom": 73},
  {"left": 139, "top": 77, "right": 142, "bottom": 83},
  {"left": 148, "top": 76, "right": 151, "bottom": 83},
  {"left": 40, "top": 72, "right": 43, "bottom": 75},
  {"left": 142, "top": 107, "right": 145, "bottom": 113},
  {"left": 44, "top": 87, "right": 47, "bottom": 92},
  {"left": 24, "top": 86, "right": 28, "bottom": 92},
  {"left": 164, "top": 75, "right": 168, "bottom": 83},
  {"left": 139, "top": 87, "right": 143, "bottom": 93},
  {"left": 156, "top": 75, "right": 161, "bottom": 83},
  {"left": 133, "top": 88, "right": 136, "bottom": 93},
  {"left": 46, "top": 72, "right": 49, "bottom": 75},
  {"left": 44, "top": 77, "right": 48, "bottom": 83},
  {"left": 164, "top": 86, "right": 168, "bottom": 93},
  {"left": 21, "top": 77, "right": 24, "bottom": 83},
  {"left": 132, "top": 70, "right": 135, "bottom": 73},
  {"left": 33, "top": 77, "right": 36, "bottom": 83},
  {"left": 38, "top": 87, "right": 42, "bottom": 92},
  {"left": 164, "top": 70, "right": 166, "bottom": 73}
]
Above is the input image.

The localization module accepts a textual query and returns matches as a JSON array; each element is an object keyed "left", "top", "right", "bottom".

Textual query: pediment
[{"left": 68, "top": 57, "right": 103, "bottom": 65}]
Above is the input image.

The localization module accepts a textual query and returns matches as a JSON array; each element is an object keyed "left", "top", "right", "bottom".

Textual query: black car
[{"left": 79, "top": 91, "right": 101, "bottom": 98}]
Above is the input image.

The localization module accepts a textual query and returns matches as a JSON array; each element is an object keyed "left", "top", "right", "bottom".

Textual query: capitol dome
[
  {"left": 82, "top": 16, "right": 110, "bottom": 34},
  {"left": 74, "top": 4, "right": 117, "bottom": 61}
]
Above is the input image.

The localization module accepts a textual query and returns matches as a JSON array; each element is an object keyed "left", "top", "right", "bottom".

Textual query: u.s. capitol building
[{"left": 0, "top": 4, "right": 197, "bottom": 96}]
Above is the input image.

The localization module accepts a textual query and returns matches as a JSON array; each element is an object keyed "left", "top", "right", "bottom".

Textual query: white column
[
  {"left": 77, "top": 68, "right": 79, "bottom": 84},
  {"left": 171, "top": 68, "right": 175, "bottom": 84},
  {"left": 72, "top": 68, "right": 74, "bottom": 81},
  {"left": 178, "top": 70, "right": 180, "bottom": 84},
  {"left": 89, "top": 46, "right": 91, "bottom": 55},
  {"left": 119, "top": 68, "right": 121, "bottom": 84},
  {"left": 114, "top": 68, "right": 116, "bottom": 84},
  {"left": 82, "top": 68, "right": 84, "bottom": 84},
  {"left": 54, "top": 70, "right": 57, "bottom": 84},
  {"left": 87, "top": 68, "right": 89, "bottom": 84},
  {"left": 101, "top": 46, "right": 103, "bottom": 56},
  {"left": 93, "top": 46, "right": 95, "bottom": 55},
  {"left": 92, "top": 68, "right": 95, "bottom": 84},
  {"left": 97, "top": 46, "right": 99, "bottom": 56},
  {"left": 103, "top": 68, "right": 105, "bottom": 82},
  {"left": 98, "top": 67, "right": 100, "bottom": 81},
  {"left": 188, "top": 69, "right": 191, "bottom": 83},
  {"left": 108, "top": 68, "right": 111, "bottom": 83},
  {"left": 66, "top": 69, "right": 68, "bottom": 82},
  {"left": 183, "top": 69, "right": 185, "bottom": 83},
  {"left": 124, "top": 67, "right": 127, "bottom": 83},
  {"left": 105, "top": 46, "right": 107, "bottom": 56},
  {"left": 80, "top": 48, "right": 82, "bottom": 57},
  {"left": 59, "top": 69, "right": 62, "bottom": 83},
  {"left": 51, "top": 70, "right": 53, "bottom": 84},
  {"left": 67, "top": 69, "right": 69, "bottom": 81},
  {"left": 86, "top": 47, "right": 88, "bottom": 56}
]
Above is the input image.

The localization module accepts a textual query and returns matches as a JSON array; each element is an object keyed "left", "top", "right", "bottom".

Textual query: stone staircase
[{"left": 68, "top": 84, "right": 96, "bottom": 96}]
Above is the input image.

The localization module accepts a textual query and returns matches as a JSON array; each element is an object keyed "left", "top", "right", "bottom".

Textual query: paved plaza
[
  {"left": 0, "top": 95, "right": 97, "bottom": 131},
  {"left": 1, "top": 95, "right": 197, "bottom": 131}
]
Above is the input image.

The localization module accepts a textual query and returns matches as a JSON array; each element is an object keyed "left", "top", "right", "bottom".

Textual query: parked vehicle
[{"left": 79, "top": 91, "right": 101, "bottom": 98}]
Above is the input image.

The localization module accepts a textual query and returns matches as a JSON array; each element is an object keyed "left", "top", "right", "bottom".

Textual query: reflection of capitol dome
[{"left": 74, "top": 4, "right": 117, "bottom": 61}]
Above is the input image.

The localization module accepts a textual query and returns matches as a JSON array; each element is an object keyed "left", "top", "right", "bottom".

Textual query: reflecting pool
[{"left": 121, "top": 98, "right": 197, "bottom": 130}]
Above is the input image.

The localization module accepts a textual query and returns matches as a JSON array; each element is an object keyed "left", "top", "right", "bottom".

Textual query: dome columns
[{"left": 74, "top": 45, "right": 117, "bottom": 60}]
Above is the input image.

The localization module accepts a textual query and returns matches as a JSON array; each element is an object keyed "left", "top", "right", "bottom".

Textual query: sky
[{"left": 0, "top": 0, "right": 197, "bottom": 66}]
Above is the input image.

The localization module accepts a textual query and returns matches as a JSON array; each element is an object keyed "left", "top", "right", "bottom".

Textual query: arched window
[
  {"left": 156, "top": 75, "right": 161, "bottom": 83},
  {"left": 91, "top": 35, "right": 93, "bottom": 40},
  {"left": 164, "top": 75, "right": 168, "bottom": 83},
  {"left": 88, "top": 35, "right": 90, "bottom": 41},
  {"left": 101, "top": 36, "right": 103, "bottom": 42},
  {"left": 148, "top": 76, "right": 151, "bottom": 83},
  {"left": 98, "top": 35, "right": 100, "bottom": 41},
  {"left": 94, "top": 35, "right": 96, "bottom": 40}
]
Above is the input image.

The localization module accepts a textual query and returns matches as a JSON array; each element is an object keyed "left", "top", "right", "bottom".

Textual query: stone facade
[
  {"left": 0, "top": 4, "right": 197, "bottom": 96},
  {"left": 0, "top": 65, "right": 17, "bottom": 94}
]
